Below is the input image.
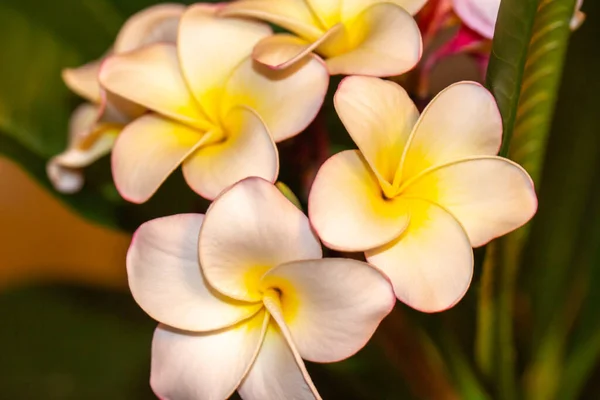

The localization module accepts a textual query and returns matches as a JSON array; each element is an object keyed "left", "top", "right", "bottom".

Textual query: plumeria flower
[
  {"left": 308, "top": 76, "right": 538, "bottom": 312},
  {"left": 48, "top": 3, "right": 185, "bottom": 193},
  {"left": 100, "top": 4, "right": 328, "bottom": 203},
  {"left": 127, "top": 177, "right": 395, "bottom": 399},
  {"left": 220, "top": 0, "right": 426, "bottom": 76}
]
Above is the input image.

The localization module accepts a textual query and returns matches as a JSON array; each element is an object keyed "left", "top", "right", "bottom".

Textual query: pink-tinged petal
[
  {"left": 239, "top": 320, "right": 321, "bottom": 400},
  {"left": 99, "top": 44, "right": 206, "bottom": 126},
  {"left": 151, "top": 311, "right": 269, "bottom": 400},
  {"left": 334, "top": 76, "right": 419, "bottom": 184},
  {"left": 113, "top": 3, "right": 185, "bottom": 52},
  {"left": 127, "top": 214, "right": 262, "bottom": 332},
  {"left": 308, "top": 150, "right": 410, "bottom": 252},
  {"left": 252, "top": 26, "right": 340, "bottom": 70},
  {"left": 342, "top": 0, "right": 429, "bottom": 20},
  {"left": 220, "top": 0, "right": 323, "bottom": 41},
  {"left": 401, "top": 156, "right": 538, "bottom": 247},
  {"left": 181, "top": 106, "right": 279, "bottom": 201},
  {"left": 224, "top": 56, "right": 328, "bottom": 142},
  {"left": 571, "top": 0, "right": 585, "bottom": 30},
  {"left": 325, "top": 3, "right": 423, "bottom": 77},
  {"left": 366, "top": 200, "right": 473, "bottom": 313},
  {"left": 111, "top": 114, "right": 205, "bottom": 204},
  {"left": 199, "top": 177, "right": 322, "bottom": 302},
  {"left": 451, "top": 0, "right": 499, "bottom": 39},
  {"left": 62, "top": 61, "right": 102, "bottom": 103},
  {"left": 178, "top": 4, "right": 272, "bottom": 119},
  {"left": 260, "top": 258, "right": 395, "bottom": 362},
  {"left": 398, "top": 81, "right": 502, "bottom": 183}
]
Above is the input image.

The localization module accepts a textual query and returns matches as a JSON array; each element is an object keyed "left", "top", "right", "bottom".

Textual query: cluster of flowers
[{"left": 50, "top": 1, "right": 546, "bottom": 399}]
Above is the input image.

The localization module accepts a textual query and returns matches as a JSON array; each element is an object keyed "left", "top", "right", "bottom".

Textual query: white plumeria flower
[
  {"left": 48, "top": 3, "right": 184, "bottom": 193},
  {"left": 127, "top": 177, "right": 395, "bottom": 400},
  {"left": 452, "top": 0, "right": 585, "bottom": 39},
  {"left": 309, "top": 76, "right": 538, "bottom": 313},
  {"left": 220, "top": 0, "right": 426, "bottom": 76},
  {"left": 100, "top": 4, "right": 328, "bottom": 203}
]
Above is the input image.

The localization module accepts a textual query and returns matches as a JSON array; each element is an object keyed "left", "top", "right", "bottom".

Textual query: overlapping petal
[
  {"left": 223, "top": 56, "right": 329, "bottom": 142},
  {"left": 451, "top": 0, "right": 499, "bottom": 39},
  {"left": 113, "top": 3, "right": 185, "bottom": 52},
  {"left": 99, "top": 43, "right": 206, "bottom": 126},
  {"left": 239, "top": 321, "right": 320, "bottom": 400},
  {"left": 308, "top": 150, "right": 410, "bottom": 252},
  {"left": 62, "top": 61, "right": 102, "bottom": 103},
  {"left": 334, "top": 76, "right": 419, "bottom": 184},
  {"left": 366, "top": 200, "right": 473, "bottom": 312},
  {"left": 199, "top": 177, "right": 322, "bottom": 303},
  {"left": 260, "top": 258, "right": 394, "bottom": 362},
  {"left": 151, "top": 311, "right": 268, "bottom": 400},
  {"left": 398, "top": 81, "right": 502, "bottom": 183},
  {"left": 342, "top": 0, "right": 429, "bottom": 20},
  {"left": 178, "top": 4, "right": 272, "bottom": 119},
  {"left": 111, "top": 114, "right": 205, "bottom": 204},
  {"left": 401, "top": 156, "right": 538, "bottom": 247},
  {"left": 325, "top": 3, "right": 423, "bottom": 76},
  {"left": 127, "top": 214, "right": 262, "bottom": 332},
  {"left": 181, "top": 107, "right": 279, "bottom": 201},
  {"left": 220, "top": 0, "right": 323, "bottom": 40}
]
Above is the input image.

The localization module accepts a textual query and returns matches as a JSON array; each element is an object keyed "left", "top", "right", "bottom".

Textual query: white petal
[
  {"left": 260, "top": 258, "right": 395, "bottom": 362},
  {"left": 342, "top": 0, "right": 428, "bottom": 20},
  {"left": 334, "top": 76, "right": 419, "bottom": 184},
  {"left": 113, "top": 3, "right": 185, "bottom": 52},
  {"left": 224, "top": 56, "right": 329, "bottom": 142},
  {"left": 62, "top": 61, "right": 102, "bottom": 103},
  {"left": 111, "top": 114, "right": 204, "bottom": 204},
  {"left": 238, "top": 320, "right": 320, "bottom": 400},
  {"left": 127, "top": 214, "right": 262, "bottom": 332},
  {"left": 398, "top": 82, "right": 502, "bottom": 183},
  {"left": 451, "top": 0, "right": 499, "bottom": 39},
  {"left": 99, "top": 44, "right": 206, "bottom": 126},
  {"left": 308, "top": 150, "right": 410, "bottom": 252},
  {"left": 366, "top": 200, "right": 473, "bottom": 313},
  {"left": 199, "top": 177, "right": 322, "bottom": 302},
  {"left": 178, "top": 4, "right": 272, "bottom": 119},
  {"left": 181, "top": 106, "right": 279, "bottom": 200},
  {"left": 325, "top": 3, "right": 423, "bottom": 77},
  {"left": 401, "top": 156, "right": 538, "bottom": 247},
  {"left": 151, "top": 311, "right": 269, "bottom": 400}
]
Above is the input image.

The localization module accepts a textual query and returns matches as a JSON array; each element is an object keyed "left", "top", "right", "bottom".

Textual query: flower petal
[
  {"left": 238, "top": 320, "right": 320, "bottom": 400},
  {"left": 181, "top": 106, "right": 279, "bottom": 200},
  {"left": 334, "top": 76, "right": 419, "bottom": 184},
  {"left": 342, "top": 0, "right": 428, "bottom": 20},
  {"left": 62, "top": 61, "right": 102, "bottom": 103},
  {"left": 224, "top": 56, "right": 329, "bottom": 142},
  {"left": 366, "top": 200, "right": 473, "bottom": 313},
  {"left": 151, "top": 311, "right": 269, "bottom": 400},
  {"left": 178, "top": 4, "right": 272, "bottom": 119},
  {"left": 398, "top": 81, "right": 502, "bottom": 183},
  {"left": 308, "top": 150, "right": 410, "bottom": 252},
  {"left": 325, "top": 3, "right": 422, "bottom": 77},
  {"left": 99, "top": 43, "right": 206, "bottom": 126},
  {"left": 306, "top": 0, "right": 341, "bottom": 28},
  {"left": 113, "top": 3, "right": 185, "bottom": 52},
  {"left": 111, "top": 114, "right": 204, "bottom": 204},
  {"left": 260, "top": 258, "right": 395, "bottom": 362},
  {"left": 199, "top": 177, "right": 322, "bottom": 302},
  {"left": 451, "top": 0, "right": 499, "bottom": 39},
  {"left": 252, "top": 27, "right": 340, "bottom": 70},
  {"left": 127, "top": 214, "right": 262, "bottom": 332},
  {"left": 401, "top": 156, "right": 538, "bottom": 247},
  {"left": 221, "top": 0, "right": 323, "bottom": 41}
]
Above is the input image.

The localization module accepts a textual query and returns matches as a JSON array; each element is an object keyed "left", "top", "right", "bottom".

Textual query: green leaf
[{"left": 479, "top": 0, "right": 578, "bottom": 398}]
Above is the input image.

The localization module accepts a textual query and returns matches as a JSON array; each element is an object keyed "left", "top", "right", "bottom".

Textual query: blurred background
[{"left": 0, "top": 0, "right": 598, "bottom": 399}]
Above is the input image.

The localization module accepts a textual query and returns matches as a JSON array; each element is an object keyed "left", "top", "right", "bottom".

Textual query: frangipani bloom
[
  {"left": 309, "top": 77, "right": 538, "bottom": 312},
  {"left": 453, "top": 0, "right": 585, "bottom": 39},
  {"left": 100, "top": 4, "right": 328, "bottom": 203},
  {"left": 127, "top": 177, "right": 394, "bottom": 399},
  {"left": 221, "top": 0, "right": 426, "bottom": 76},
  {"left": 48, "top": 3, "right": 184, "bottom": 193}
]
